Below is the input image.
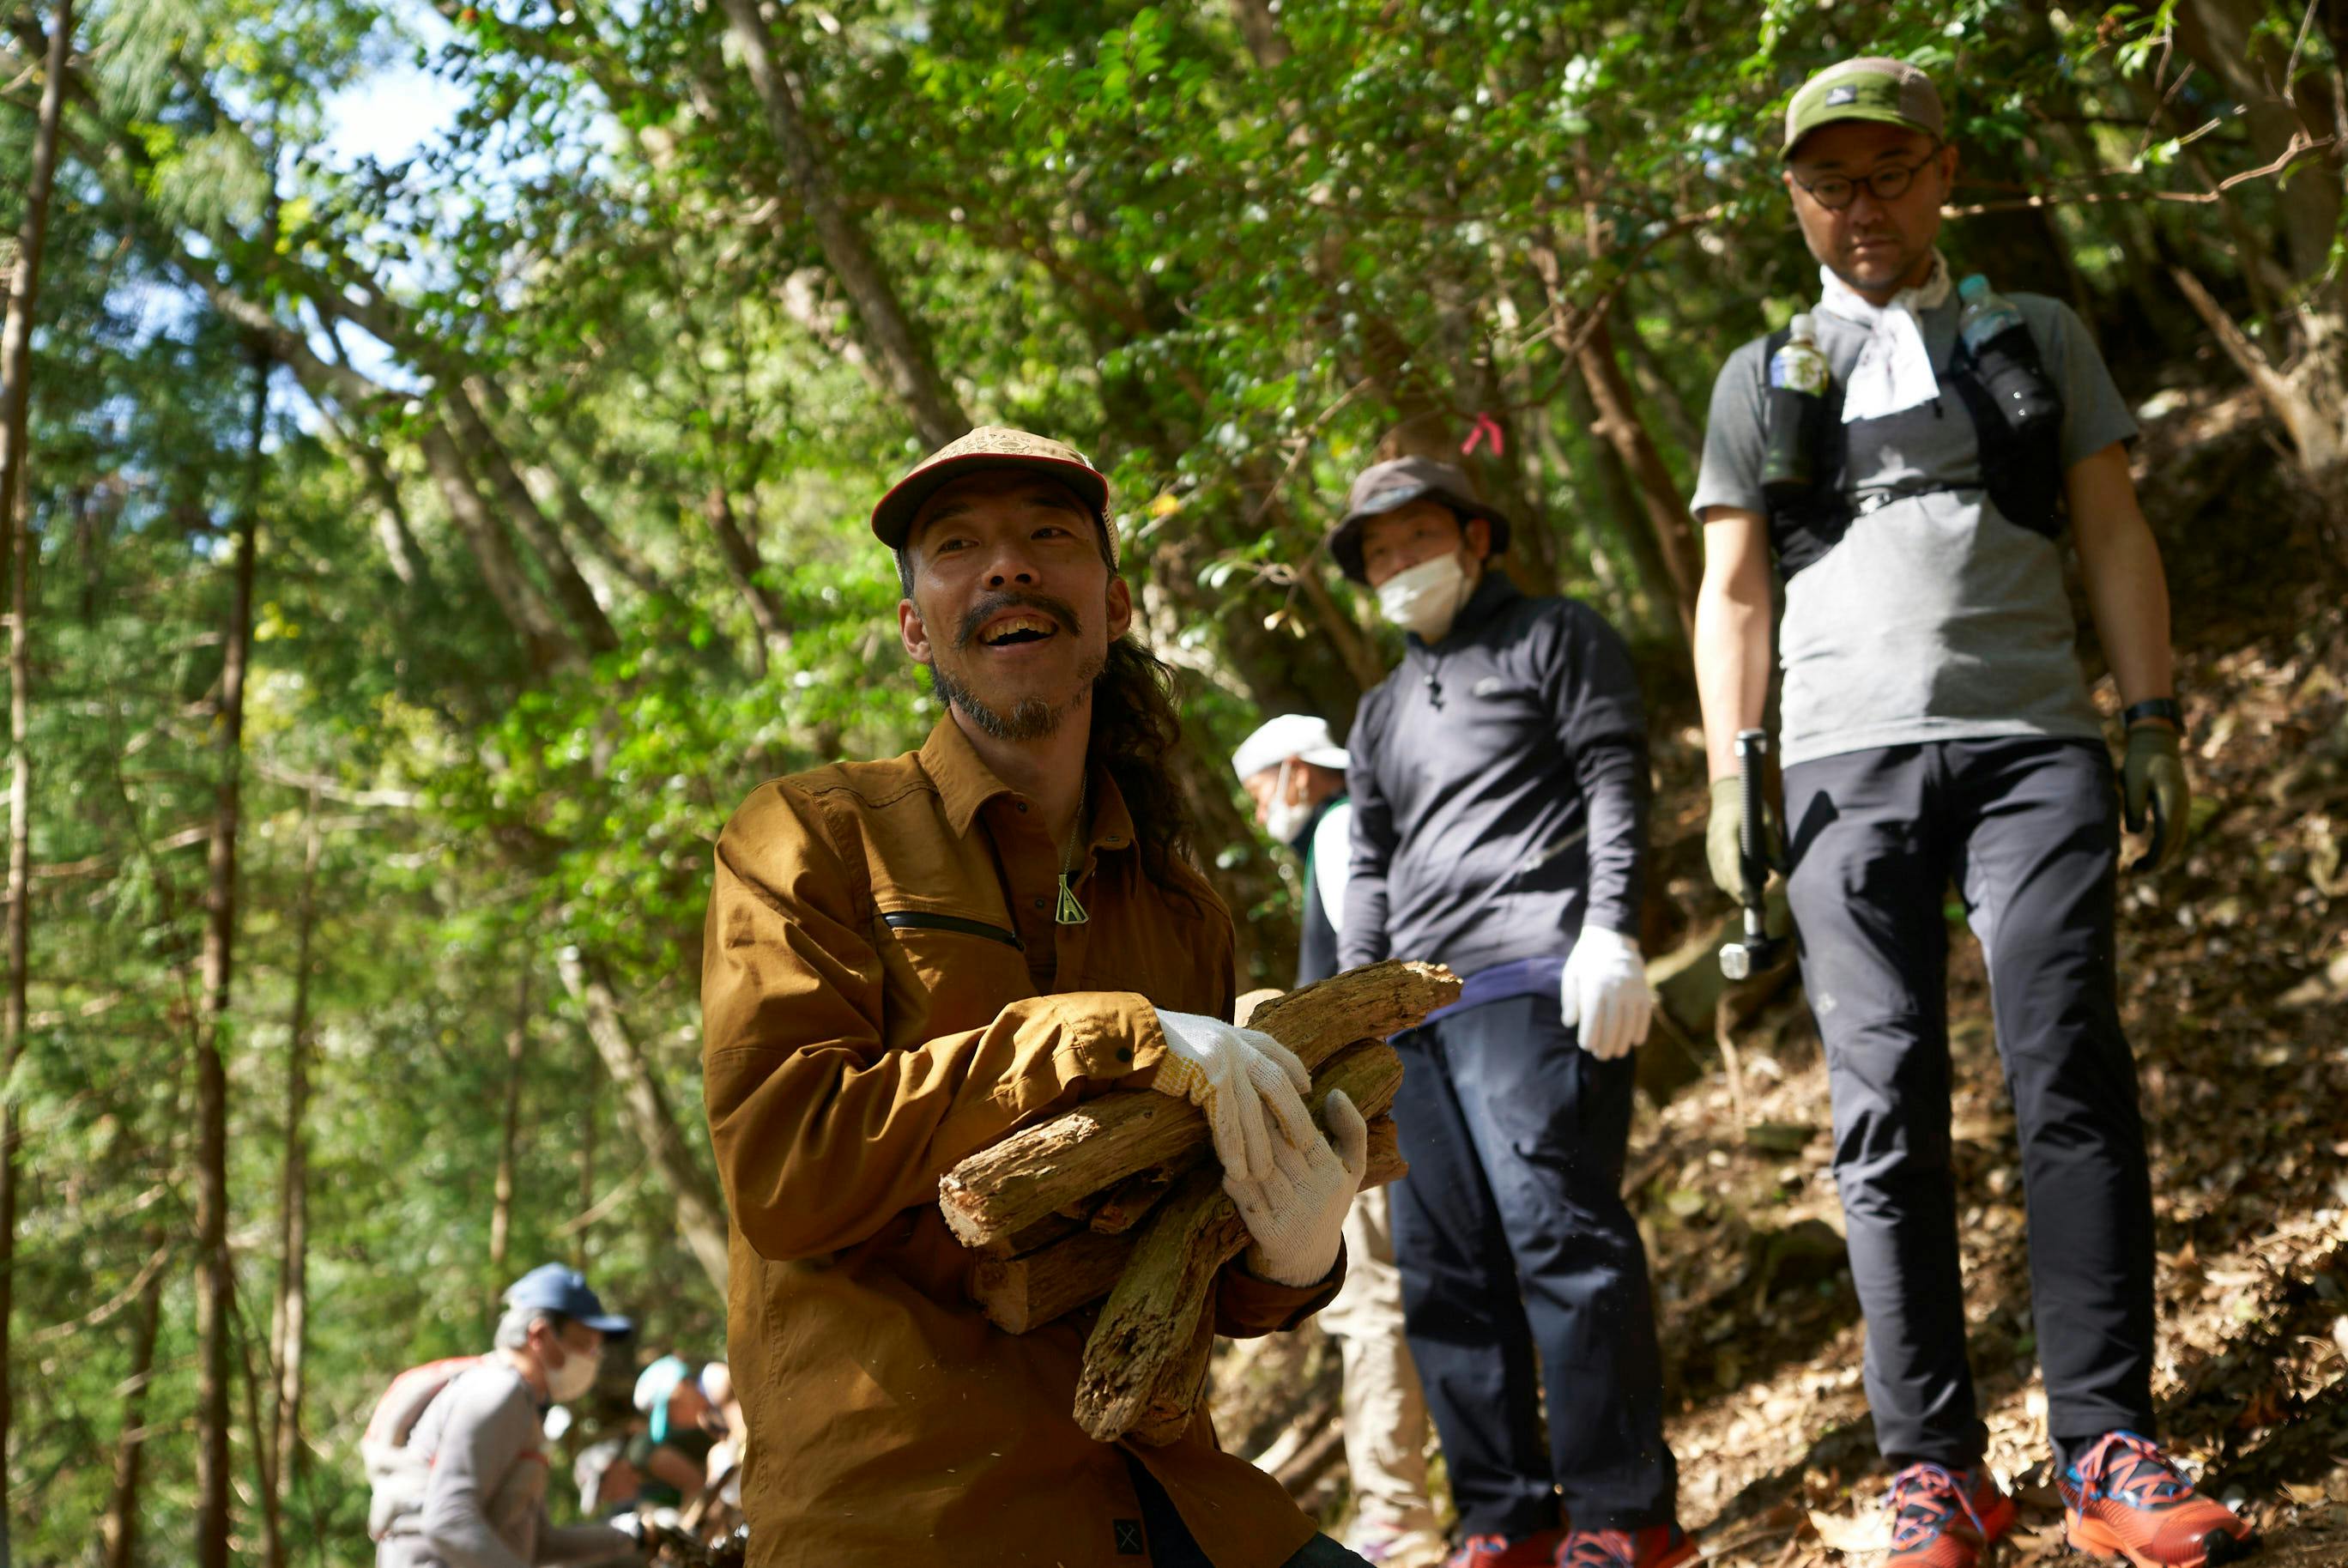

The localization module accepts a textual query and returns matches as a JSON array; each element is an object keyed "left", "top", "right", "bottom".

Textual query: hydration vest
[{"left": 1762, "top": 316, "right": 2067, "bottom": 581}]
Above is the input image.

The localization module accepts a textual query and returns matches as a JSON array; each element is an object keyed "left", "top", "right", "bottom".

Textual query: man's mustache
[{"left": 955, "top": 591, "right": 1082, "bottom": 651}]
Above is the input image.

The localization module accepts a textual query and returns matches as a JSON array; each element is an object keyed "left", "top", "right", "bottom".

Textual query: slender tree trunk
[
  {"left": 317, "top": 400, "right": 433, "bottom": 591},
  {"left": 575, "top": 1046, "right": 597, "bottom": 1272},
  {"left": 193, "top": 344, "right": 268, "bottom": 1568},
  {"left": 0, "top": 15, "right": 71, "bottom": 1554},
  {"left": 1559, "top": 305, "right": 1697, "bottom": 644},
  {"left": 714, "top": 0, "right": 970, "bottom": 448},
  {"left": 444, "top": 380, "right": 620, "bottom": 654},
  {"left": 704, "top": 483, "right": 792, "bottom": 662},
  {"left": 491, "top": 966, "right": 529, "bottom": 1278},
  {"left": 265, "top": 802, "right": 320, "bottom": 1535},
  {"left": 415, "top": 418, "right": 576, "bottom": 672},
  {"left": 239, "top": 1287, "right": 285, "bottom": 1568},
  {"left": 1227, "top": 0, "right": 1293, "bottom": 68},
  {"left": 1549, "top": 378, "right": 1665, "bottom": 639},
  {"left": 100, "top": 1238, "right": 165, "bottom": 1568},
  {"left": 557, "top": 950, "right": 729, "bottom": 1288}
]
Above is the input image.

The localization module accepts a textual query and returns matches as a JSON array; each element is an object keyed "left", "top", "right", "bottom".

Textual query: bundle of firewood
[{"left": 936, "top": 959, "right": 1461, "bottom": 1444}]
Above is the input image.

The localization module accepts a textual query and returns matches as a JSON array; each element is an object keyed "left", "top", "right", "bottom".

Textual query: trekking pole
[{"left": 1719, "top": 729, "right": 1788, "bottom": 981}]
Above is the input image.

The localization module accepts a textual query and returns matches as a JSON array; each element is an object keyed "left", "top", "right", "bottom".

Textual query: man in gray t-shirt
[{"left": 1689, "top": 56, "right": 2252, "bottom": 1568}]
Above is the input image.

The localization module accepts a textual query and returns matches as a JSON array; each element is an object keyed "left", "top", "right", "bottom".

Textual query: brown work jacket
[{"left": 702, "top": 717, "right": 1335, "bottom": 1567}]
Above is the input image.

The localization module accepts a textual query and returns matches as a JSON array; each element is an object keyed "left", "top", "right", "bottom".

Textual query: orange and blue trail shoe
[
  {"left": 1554, "top": 1524, "right": 1698, "bottom": 1568},
  {"left": 1444, "top": 1527, "right": 1564, "bottom": 1568},
  {"left": 1882, "top": 1462, "right": 2018, "bottom": 1567},
  {"left": 2059, "top": 1430, "right": 2259, "bottom": 1567}
]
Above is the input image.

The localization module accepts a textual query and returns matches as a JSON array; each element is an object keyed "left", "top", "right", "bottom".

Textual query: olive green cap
[{"left": 1782, "top": 57, "right": 1944, "bottom": 159}]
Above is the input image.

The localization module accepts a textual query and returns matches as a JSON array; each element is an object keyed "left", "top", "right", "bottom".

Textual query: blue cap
[{"left": 504, "top": 1264, "right": 633, "bottom": 1337}]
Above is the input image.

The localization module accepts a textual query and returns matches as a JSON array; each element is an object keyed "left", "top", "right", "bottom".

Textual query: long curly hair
[{"left": 1088, "top": 636, "right": 1200, "bottom": 899}]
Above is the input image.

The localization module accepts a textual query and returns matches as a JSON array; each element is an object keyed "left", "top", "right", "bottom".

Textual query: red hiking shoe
[
  {"left": 1883, "top": 1462, "right": 2017, "bottom": 1567},
  {"left": 1553, "top": 1524, "right": 1698, "bottom": 1568},
  {"left": 1444, "top": 1528, "right": 1564, "bottom": 1568},
  {"left": 2059, "top": 1431, "right": 2259, "bottom": 1567}
]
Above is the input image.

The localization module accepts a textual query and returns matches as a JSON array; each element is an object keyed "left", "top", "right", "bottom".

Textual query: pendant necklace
[{"left": 1056, "top": 778, "right": 1091, "bottom": 925}]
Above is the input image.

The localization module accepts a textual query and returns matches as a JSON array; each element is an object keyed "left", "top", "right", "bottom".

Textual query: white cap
[{"left": 1232, "top": 714, "right": 1351, "bottom": 783}]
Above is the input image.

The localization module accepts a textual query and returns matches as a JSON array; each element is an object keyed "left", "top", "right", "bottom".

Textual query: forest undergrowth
[{"left": 1211, "top": 382, "right": 2348, "bottom": 1566}]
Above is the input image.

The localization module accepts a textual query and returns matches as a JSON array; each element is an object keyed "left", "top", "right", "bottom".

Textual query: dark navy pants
[
  {"left": 1125, "top": 1458, "right": 1371, "bottom": 1566},
  {"left": 1783, "top": 737, "right": 2157, "bottom": 1469},
  {"left": 1386, "top": 991, "right": 1676, "bottom": 1536}
]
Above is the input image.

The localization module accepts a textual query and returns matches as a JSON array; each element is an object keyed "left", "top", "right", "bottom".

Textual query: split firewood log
[
  {"left": 1072, "top": 1042, "right": 1404, "bottom": 1444},
  {"left": 971, "top": 1114, "right": 1404, "bottom": 1335},
  {"left": 937, "top": 960, "right": 1458, "bottom": 1252}
]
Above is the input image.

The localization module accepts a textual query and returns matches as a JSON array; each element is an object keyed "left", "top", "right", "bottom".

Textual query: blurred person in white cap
[{"left": 1234, "top": 715, "right": 1444, "bottom": 1568}]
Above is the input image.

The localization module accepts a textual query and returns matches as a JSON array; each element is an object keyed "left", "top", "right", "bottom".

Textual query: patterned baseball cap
[
  {"left": 1782, "top": 57, "right": 1944, "bottom": 158},
  {"left": 869, "top": 426, "right": 1116, "bottom": 565}
]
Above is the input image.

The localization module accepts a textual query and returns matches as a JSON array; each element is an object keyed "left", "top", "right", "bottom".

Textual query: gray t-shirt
[{"left": 1690, "top": 292, "right": 2138, "bottom": 766}]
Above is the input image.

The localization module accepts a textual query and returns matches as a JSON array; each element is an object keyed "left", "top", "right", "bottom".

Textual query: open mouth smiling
[{"left": 977, "top": 613, "right": 1062, "bottom": 648}]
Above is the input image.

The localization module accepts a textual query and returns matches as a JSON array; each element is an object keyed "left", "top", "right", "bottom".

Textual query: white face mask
[
  {"left": 1262, "top": 762, "right": 1315, "bottom": 845},
  {"left": 1374, "top": 551, "right": 1474, "bottom": 641},
  {"left": 545, "top": 1338, "right": 602, "bottom": 1404}
]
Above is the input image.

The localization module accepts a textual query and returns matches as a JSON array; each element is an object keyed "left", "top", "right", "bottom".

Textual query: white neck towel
[{"left": 1818, "top": 250, "right": 1952, "bottom": 423}]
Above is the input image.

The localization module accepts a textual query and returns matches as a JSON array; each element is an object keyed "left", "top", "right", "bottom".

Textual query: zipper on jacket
[{"left": 880, "top": 911, "right": 1026, "bottom": 951}]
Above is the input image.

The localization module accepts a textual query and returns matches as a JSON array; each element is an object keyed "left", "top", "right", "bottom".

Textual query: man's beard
[{"left": 925, "top": 589, "right": 1105, "bottom": 741}]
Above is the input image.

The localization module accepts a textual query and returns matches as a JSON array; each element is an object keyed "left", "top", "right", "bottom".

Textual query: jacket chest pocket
[{"left": 875, "top": 910, "right": 1035, "bottom": 1038}]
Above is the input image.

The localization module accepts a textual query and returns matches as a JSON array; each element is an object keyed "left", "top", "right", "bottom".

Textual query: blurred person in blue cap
[{"left": 376, "top": 1264, "right": 658, "bottom": 1567}]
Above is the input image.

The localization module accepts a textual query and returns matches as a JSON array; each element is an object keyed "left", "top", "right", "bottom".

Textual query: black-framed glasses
[{"left": 1790, "top": 142, "right": 1944, "bottom": 211}]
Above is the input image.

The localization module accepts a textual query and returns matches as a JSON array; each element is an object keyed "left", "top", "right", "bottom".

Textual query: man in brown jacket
[{"left": 702, "top": 427, "right": 1375, "bottom": 1568}]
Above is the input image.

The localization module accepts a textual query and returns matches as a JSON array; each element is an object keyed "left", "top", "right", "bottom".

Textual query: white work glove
[
  {"left": 1150, "top": 1009, "right": 1316, "bottom": 1183},
  {"left": 1560, "top": 924, "right": 1654, "bottom": 1061},
  {"left": 1225, "top": 1088, "right": 1370, "bottom": 1286},
  {"left": 609, "top": 1512, "right": 667, "bottom": 1557}
]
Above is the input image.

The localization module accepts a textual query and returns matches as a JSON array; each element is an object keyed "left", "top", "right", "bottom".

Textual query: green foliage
[{"left": 0, "top": 0, "right": 2334, "bottom": 1558}]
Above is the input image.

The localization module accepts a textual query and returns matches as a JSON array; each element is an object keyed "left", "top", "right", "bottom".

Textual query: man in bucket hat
[
  {"left": 703, "top": 426, "right": 1385, "bottom": 1566},
  {"left": 1690, "top": 56, "right": 2252, "bottom": 1568},
  {"left": 1330, "top": 454, "right": 1691, "bottom": 1568}
]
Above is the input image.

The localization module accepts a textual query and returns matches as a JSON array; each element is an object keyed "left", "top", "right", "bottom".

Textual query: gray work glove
[
  {"left": 2122, "top": 724, "right": 2189, "bottom": 874},
  {"left": 1706, "top": 775, "right": 1783, "bottom": 899}
]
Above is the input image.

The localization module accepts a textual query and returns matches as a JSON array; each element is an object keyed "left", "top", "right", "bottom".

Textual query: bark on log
[
  {"left": 938, "top": 960, "right": 1455, "bottom": 1250},
  {"left": 1073, "top": 1044, "right": 1403, "bottom": 1443},
  {"left": 1126, "top": 1308, "right": 1216, "bottom": 1447}
]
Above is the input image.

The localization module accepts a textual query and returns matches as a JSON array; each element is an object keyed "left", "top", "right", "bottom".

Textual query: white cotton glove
[
  {"left": 1225, "top": 1088, "right": 1370, "bottom": 1286},
  {"left": 609, "top": 1513, "right": 667, "bottom": 1558},
  {"left": 1150, "top": 1009, "right": 1316, "bottom": 1184},
  {"left": 1560, "top": 924, "right": 1654, "bottom": 1061}
]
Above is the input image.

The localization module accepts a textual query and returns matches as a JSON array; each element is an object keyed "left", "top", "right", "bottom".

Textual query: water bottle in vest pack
[
  {"left": 362, "top": 1354, "right": 485, "bottom": 1540},
  {"left": 1761, "top": 312, "right": 1831, "bottom": 499},
  {"left": 1957, "top": 275, "right": 2060, "bottom": 434}
]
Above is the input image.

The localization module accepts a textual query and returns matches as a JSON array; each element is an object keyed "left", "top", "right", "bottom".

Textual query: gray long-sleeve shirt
[
  {"left": 1340, "top": 572, "right": 1648, "bottom": 977},
  {"left": 378, "top": 1362, "right": 635, "bottom": 1568}
]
